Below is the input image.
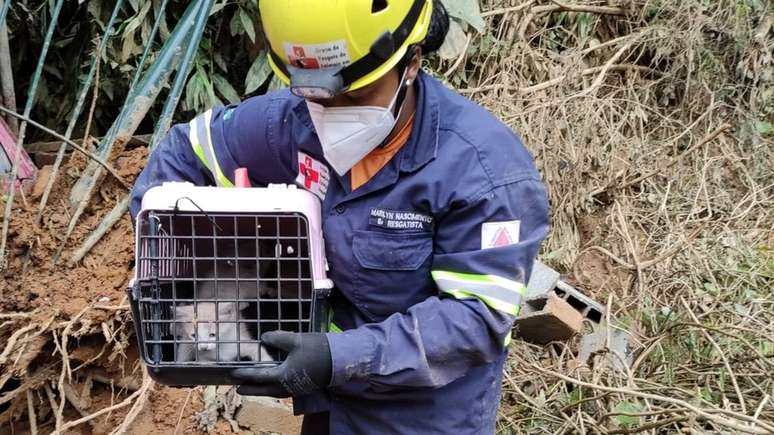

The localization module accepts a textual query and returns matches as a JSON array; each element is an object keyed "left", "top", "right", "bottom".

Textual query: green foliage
[
  {"left": 437, "top": 0, "right": 485, "bottom": 63},
  {"left": 8, "top": 0, "right": 272, "bottom": 141},
  {"left": 442, "top": 0, "right": 486, "bottom": 33},
  {"left": 244, "top": 54, "right": 273, "bottom": 95},
  {"left": 613, "top": 401, "right": 643, "bottom": 428},
  {"left": 8, "top": 0, "right": 493, "bottom": 138}
]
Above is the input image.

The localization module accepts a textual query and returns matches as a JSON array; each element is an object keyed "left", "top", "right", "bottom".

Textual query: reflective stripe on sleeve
[
  {"left": 188, "top": 109, "right": 234, "bottom": 187},
  {"left": 442, "top": 288, "right": 520, "bottom": 316},
  {"left": 431, "top": 270, "right": 527, "bottom": 317}
]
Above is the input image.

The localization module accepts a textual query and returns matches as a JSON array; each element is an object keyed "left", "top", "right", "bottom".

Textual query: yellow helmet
[{"left": 259, "top": 0, "right": 433, "bottom": 98}]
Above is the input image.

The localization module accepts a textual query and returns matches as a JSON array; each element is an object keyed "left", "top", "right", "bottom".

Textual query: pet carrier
[{"left": 127, "top": 180, "right": 332, "bottom": 386}]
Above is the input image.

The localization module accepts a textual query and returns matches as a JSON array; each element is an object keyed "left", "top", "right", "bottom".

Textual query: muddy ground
[{"left": 0, "top": 146, "right": 228, "bottom": 434}]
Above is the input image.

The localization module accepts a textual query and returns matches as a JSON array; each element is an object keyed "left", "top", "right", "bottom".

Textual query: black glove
[{"left": 232, "top": 330, "right": 332, "bottom": 397}]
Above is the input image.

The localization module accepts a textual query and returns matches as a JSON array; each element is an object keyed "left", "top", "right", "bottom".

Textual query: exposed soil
[
  {"left": 1, "top": 145, "right": 144, "bottom": 317},
  {"left": 0, "top": 146, "right": 215, "bottom": 434},
  {"left": 568, "top": 212, "right": 634, "bottom": 301}
]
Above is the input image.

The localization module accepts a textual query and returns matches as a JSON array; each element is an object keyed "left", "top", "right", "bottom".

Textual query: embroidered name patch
[
  {"left": 481, "top": 220, "right": 520, "bottom": 249},
  {"left": 295, "top": 151, "right": 329, "bottom": 200},
  {"left": 369, "top": 209, "right": 434, "bottom": 232}
]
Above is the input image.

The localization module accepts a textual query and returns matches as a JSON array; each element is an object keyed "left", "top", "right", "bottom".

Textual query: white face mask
[{"left": 306, "top": 71, "right": 407, "bottom": 176}]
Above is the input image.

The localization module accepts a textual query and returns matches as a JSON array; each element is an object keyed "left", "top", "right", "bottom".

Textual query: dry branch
[
  {"left": 582, "top": 224, "right": 705, "bottom": 271},
  {"left": 481, "top": 1, "right": 535, "bottom": 17},
  {"left": 530, "top": 364, "right": 774, "bottom": 434},
  {"left": 79, "top": 368, "right": 142, "bottom": 392},
  {"left": 26, "top": 389, "right": 38, "bottom": 435},
  {"left": 680, "top": 298, "right": 747, "bottom": 414},
  {"left": 173, "top": 389, "right": 195, "bottom": 435},
  {"left": 0, "top": 105, "right": 130, "bottom": 188},
  {"left": 590, "top": 123, "right": 732, "bottom": 197},
  {"left": 606, "top": 416, "right": 689, "bottom": 434},
  {"left": 36, "top": 36, "right": 103, "bottom": 225},
  {"left": 51, "top": 368, "right": 152, "bottom": 435},
  {"left": 577, "top": 34, "right": 642, "bottom": 96},
  {"left": 461, "top": 64, "right": 657, "bottom": 94},
  {"left": 0, "top": 323, "right": 37, "bottom": 364},
  {"left": 519, "top": 2, "right": 629, "bottom": 40}
]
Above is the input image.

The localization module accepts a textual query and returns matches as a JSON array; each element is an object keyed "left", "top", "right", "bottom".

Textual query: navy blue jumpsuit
[{"left": 130, "top": 71, "right": 550, "bottom": 434}]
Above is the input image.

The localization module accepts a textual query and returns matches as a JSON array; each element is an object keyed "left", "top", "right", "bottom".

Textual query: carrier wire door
[{"left": 128, "top": 182, "right": 331, "bottom": 386}]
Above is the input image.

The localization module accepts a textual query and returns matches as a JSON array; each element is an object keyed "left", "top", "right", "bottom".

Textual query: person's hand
[{"left": 232, "top": 330, "right": 332, "bottom": 397}]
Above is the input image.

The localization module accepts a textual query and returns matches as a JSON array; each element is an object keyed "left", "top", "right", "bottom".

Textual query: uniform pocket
[
  {"left": 353, "top": 230, "right": 432, "bottom": 271},
  {"left": 350, "top": 230, "right": 434, "bottom": 320}
]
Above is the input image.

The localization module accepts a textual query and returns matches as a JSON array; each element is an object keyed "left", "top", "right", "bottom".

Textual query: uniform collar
[{"left": 399, "top": 71, "right": 439, "bottom": 173}]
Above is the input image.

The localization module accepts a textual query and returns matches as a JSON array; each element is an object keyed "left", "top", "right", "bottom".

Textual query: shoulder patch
[
  {"left": 481, "top": 220, "right": 520, "bottom": 249},
  {"left": 295, "top": 151, "right": 329, "bottom": 200}
]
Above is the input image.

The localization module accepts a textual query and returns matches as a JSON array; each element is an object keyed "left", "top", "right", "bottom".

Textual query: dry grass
[{"left": 438, "top": 0, "right": 773, "bottom": 433}]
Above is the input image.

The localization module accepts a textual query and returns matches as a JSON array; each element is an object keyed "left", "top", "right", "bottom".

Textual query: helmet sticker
[{"left": 283, "top": 41, "right": 351, "bottom": 70}]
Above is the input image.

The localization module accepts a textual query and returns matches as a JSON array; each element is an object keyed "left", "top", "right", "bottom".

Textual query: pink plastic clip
[{"left": 234, "top": 167, "right": 251, "bottom": 188}]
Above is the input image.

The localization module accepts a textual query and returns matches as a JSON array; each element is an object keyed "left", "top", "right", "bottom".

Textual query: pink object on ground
[
  {"left": 234, "top": 167, "right": 251, "bottom": 187},
  {"left": 0, "top": 116, "right": 38, "bottom": 194}
]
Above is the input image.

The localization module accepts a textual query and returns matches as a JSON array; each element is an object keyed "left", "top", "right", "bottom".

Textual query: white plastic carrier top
[{"left": 135, "top": 181, "right": 331, "bottom": 290}]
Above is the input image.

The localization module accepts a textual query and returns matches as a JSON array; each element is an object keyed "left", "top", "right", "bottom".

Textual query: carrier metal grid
[{"left": 128, "top": 182, "right": 332, "bottom": 386}]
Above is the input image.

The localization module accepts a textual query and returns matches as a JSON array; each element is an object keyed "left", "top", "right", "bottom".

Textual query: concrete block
[
  {"left": 235, "top": 396, "right": 302, "bottom": 435},
  {"left": 579, "top": 325, "right": 638, "bottom": 371},
  {"left": 523, "top": 260, "right": 605, "bottom": 325},
  {"left": 514, "top": 293, "right": 584, "bottom": 344},
  {"left": 526, "top": 260, "right": 561, "bottom": 300},
  {"left": 554, "top": 281, "right": 604, "bottom": 324}
]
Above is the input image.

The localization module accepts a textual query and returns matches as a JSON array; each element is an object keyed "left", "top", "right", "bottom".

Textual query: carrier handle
[{"left": 148, "top": 212, "right": 163, "bottom": 363}]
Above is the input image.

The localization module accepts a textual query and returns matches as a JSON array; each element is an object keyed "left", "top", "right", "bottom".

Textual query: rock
[
  {"left": 235, "top": 396, "right": 302, "bottom": 435},
  {"left": 30, "top": 165, "right": 53, "bottom": 199},
  {"left": 579, "top": 325, "right": 638, "bottom": 372},
  {"left": 195, "top": 386, "right": 242, "bottom": 432}
]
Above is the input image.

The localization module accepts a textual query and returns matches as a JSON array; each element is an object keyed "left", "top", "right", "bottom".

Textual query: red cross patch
[{"left": 295, "top": 151, "right": 329, "bottom": 200}]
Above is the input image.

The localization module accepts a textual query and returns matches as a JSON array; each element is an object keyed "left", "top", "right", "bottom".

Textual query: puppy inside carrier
[{"left": 127, "top": 179, "right": 332, "bottom": 386}]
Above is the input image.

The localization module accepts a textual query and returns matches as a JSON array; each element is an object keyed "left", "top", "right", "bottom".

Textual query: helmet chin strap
[
  {"left": 378, "top": 76, "right": 411, "bottom": 148},
  {"left": 392, "top": 78, "right": 411, "bottom": 120},
  {"left": 392, "top": 47, "right": 418, "bottom": 119},
  {"left": 379, "top": 49, "right": 417, "bottom": 147}
]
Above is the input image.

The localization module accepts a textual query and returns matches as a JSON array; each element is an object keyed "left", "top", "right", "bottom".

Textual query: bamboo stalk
[
  {"left": 0, "top": 0, "right": 17, "bottom": 135},
  {"left": 56, "top": 0, "right": 209, "bottom": 265},
  {"left": 67, "top": 0, "right": 205, "bottom": 211},
  {"left": 68, "top": 196, "right": 129, "bottom": 265},
  {"left": 0, "top": 106, "right": 129, "bottom": 188},
  {"left": 0, "top": 0, "right": 66, "bottom": 272},
  {"left": 35, "top": 0, "right": 127, "bottom": 225}
]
